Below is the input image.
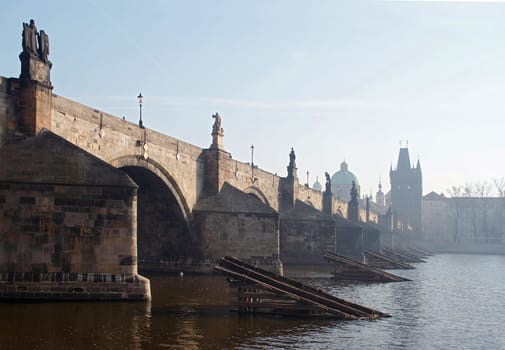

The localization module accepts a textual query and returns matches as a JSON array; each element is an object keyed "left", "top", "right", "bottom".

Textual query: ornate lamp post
[
  {"left": 137, "top": 92, "right": 144, "bottom": 128},
  {"left": 250, "top": 144, "right": 256, "bottom": 182}
]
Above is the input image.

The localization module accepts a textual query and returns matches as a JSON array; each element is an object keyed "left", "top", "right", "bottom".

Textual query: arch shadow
[
  {"left": 109, "top": 155, "right": 198, "bottom": 266},
  {"left": 243, "top": 185, "right": 271, "bottom": 208},
  {"left": 110, "top": 155, "right": 191, "bottom": 225}
]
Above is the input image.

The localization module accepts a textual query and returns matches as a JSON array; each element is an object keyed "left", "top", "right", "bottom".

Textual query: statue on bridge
[
  {"left": 210, "top": 113, "right": 225, "bottom": 150},
  {"left": 38, "top": 30, "right": 50, "bottom": 62},
  {"left": 21, "top": 19, "right": 50, "bottom": 62},
  {"left": 325, "top": 172, "right": 331, "bottom": 194},
  {"left": 20, "top": 19, "right": 52, "bottom": 84},
  {"left": 212, "top": 113, "right": 223, "bottom": 135},
  {"left": 289, "top": 148, "right": 296, "bottom": 168},
  {"left": 286, "top": 148, "right": 297, "bottom": 179},
  {"left": 348, "top": 181, "right": 359, "bottom": 222},
  {"left": 350, "top": 181, "right": 358, "bottom": 204},
  {"left": 22, "top": 20, "right": 38, "bottom": 56}
]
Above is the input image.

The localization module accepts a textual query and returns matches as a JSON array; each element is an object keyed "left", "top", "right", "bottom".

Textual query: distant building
[
  {"left": 423, "top": 192, "right": 505, "bottom": 244},
  {"left": 422, "top": 191, "right": 451, "bottom": 241},
  {"left": 312, "top": 176, "right": 322, "bottom": 192},
  {"left": 375, "top": 179, "right": 385, "bottom": 209},
  {"left": 390, "top": 147, "right": 422, "bottom": 233},
  {"left": 331, "top": 161, "right": 360, "bottom": 202}
]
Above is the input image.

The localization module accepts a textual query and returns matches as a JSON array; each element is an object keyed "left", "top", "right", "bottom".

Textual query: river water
[{"left": 0, "top": 254, "right": 504, "bottom": 349}]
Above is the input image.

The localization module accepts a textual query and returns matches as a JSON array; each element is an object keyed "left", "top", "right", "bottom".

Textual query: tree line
[
  {"left": 446, "top": 177, "right": 505, "bottom": 198},
  {"left": 444, "top": 178, "right": 505, "bottom": 243}
]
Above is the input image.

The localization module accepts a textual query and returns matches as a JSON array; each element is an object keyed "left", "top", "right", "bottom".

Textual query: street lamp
[
  {"left": 251, "top": 145, "right": 254, "bottom": 167},
  {"left": 137, "top": 92, "right": 144, "bottom": 128}
]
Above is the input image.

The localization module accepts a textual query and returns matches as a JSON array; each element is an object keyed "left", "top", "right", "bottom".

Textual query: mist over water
[{"left": 0, "top": 254, "right": 504, "bottom": 349}]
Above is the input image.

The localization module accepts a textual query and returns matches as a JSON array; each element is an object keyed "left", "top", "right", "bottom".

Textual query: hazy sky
[{"left": 2, "top": 0, "right": 505, "bottom": 197}]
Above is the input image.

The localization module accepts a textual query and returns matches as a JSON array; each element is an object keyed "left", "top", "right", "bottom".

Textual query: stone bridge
[{"left": 0, "top": 21, "right": 382, "bottom": 281}]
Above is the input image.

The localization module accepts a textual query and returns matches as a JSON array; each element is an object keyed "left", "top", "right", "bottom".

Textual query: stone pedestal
[
  {"left": 323, "top": 191, "right": 333, "bottom": 215},
  {"left": 279, "top": 177, "right": 297, "bottom": 212},
  {"left": 210, "top": 129, "right": 224, "bottom": 150},
  {"left": 19, "top": 51, "right": 52, "bottom": 85},
  {"left": 203, "top": 148, "right": 232, "bottom": 196},
  {"left": 16, "top": 52, "right": 53, "bottom": 137}
]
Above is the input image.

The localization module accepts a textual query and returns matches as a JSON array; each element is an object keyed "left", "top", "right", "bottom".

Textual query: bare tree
[
  {"left": 475, "top": 181, "right": 492, "bottom": 198},
  {"left": 462, "top": 182, "right": 479, "bottom": 239},
  {"left": 447, "top": 185, "right": 463, "bottom": 242},
  {"left": 447, "top": 185, "right": 462, "bottom": 197},
  {"left": 462, "top": 182, "right": 475, "bottom": 197},
  {"left": 447, "top": 180, "right": 504, "bottom": 243},
  {"left": 492, "top": 177, "right": 505, "bottom": 243},
  {"left": 475, "top": 181, "right": 492, "bottom": 242},
  {"left": 492, "top": 177, "right": 505, "bottom": 197}
]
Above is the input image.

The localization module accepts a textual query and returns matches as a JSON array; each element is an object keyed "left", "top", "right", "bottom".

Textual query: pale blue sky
[{"left": 2, "top": 0, "right": 505, "bottom": 196}]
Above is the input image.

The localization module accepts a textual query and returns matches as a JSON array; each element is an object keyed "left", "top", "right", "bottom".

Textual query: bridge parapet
[
  {"left": 216, "top": 154, "right": 281, "bottom": 210},
  {"left": 51, "top": 94, "right": 205, "bottom": 212}
]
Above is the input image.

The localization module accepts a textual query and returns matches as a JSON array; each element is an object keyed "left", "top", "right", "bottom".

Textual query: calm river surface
[{"left": 1, "top": 254, "right": 504, "bottom": 349}]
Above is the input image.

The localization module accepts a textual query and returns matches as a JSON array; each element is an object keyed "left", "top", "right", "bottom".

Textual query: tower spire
[
  {"left": 397, "top": 147, "right": 411, "bottom": 171},
  {"left": 390, "top": 144, "right": 422, "bottom": 233}
]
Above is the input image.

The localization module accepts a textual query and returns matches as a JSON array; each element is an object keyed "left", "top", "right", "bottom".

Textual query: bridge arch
[
  {"left": 243, "top": 186, "right": 271, "bottom": 208},
  {"left": 110, "top": 155, "right": 191, "bottom": 223},
  {"left": 110, "top": 155, "right": 193, "bottom": 268}
]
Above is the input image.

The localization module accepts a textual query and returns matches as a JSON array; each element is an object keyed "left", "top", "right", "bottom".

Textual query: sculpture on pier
[
  {"left": 212, "top": 113, "right": 223, "bottom": 135},
  {"left": 350, "top": 181, "right": 358, "bottom": 204},
  {"left": 37, "top": 30, "right": 50, "bottom": 62},
  {"left": 210, "top": 113, "right": 225, "bottom": 150},
  {"left": 22, "top": 19, "right": 50, "bottom": 62},
  {"left": 289, "top": 148, "right": 296, "bottom": 168},
  {"left": 325, "top": 172, "right": 331, "bottom": 194},
  {"left": 22, "top": 20, "right": 38, "bottom": 56},
  {"left": 287, "top": 148, "right": 297, "bottom": 179},
  {"left": 20, "top": 19, "right": 52, "bottom": 83},
  {"left": 347, "top": 181, "right": 359, "bottom": 222}
]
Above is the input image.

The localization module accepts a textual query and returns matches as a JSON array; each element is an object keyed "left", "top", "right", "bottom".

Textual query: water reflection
[
  {"left": 0, "top": 300, "right": 152, "bottom": 350},
  {"left": 147, "top": 275, "right": 336, "bottom": 349},
  {"left": 1, "top": 255, "right": 505, "bottom": 349}
]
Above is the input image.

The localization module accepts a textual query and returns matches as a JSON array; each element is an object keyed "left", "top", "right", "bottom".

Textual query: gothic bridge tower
[{"left": 389, "top": 146, "right": 422, "bottom": 233}]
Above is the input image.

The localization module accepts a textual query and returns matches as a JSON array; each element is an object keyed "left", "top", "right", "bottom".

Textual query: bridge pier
[
  {"left": 193, "top": 183, "right": 283, "bottom": 274},
  {"left": 0, "top": 130, "right": 150, "bottom": 301}
]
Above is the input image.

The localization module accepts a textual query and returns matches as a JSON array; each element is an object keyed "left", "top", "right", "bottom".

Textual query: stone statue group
[
  {"left": 22, "top": 19, "right": 49, "bottom": 62},
  {"left": 212, "top": 113, "right": 223, "bottom": 134}
]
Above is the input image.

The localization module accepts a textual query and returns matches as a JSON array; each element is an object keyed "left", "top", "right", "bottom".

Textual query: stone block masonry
[
  {"left": 0, "top": 130, "right": 150, "bottom": 300},
  {"left": 192, "top": 183, "right": 282, "bottom": 272},
  {"left": 0, "top": 77, "right": 16, "bottom": 146},
  {"left": 0, "top": 183, "right": 138, "bottom": 275},
  {"left": 0, "top": 272, "right": 150, "bottom": 301}
]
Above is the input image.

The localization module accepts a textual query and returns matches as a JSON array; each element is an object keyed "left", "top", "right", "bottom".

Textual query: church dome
[
  {"left": 312, "top": 177, "right": 322, "bottom": 191},
  {"left": 331, "top": 161, "right": 359, "bottom": 186}
]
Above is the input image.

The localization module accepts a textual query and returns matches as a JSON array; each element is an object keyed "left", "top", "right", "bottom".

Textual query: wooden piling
[
  {"left": 324, "top": 251, "right": 410, "bottom": 282},
  {"left": 382, "top": 248, "right": 425, "bottom": 264},
  {"left": 215, "top": 256, "right": 389, "bottom": 319},
  {"left": 364, "top": 249, "right": 415, "bottom": 270}
]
